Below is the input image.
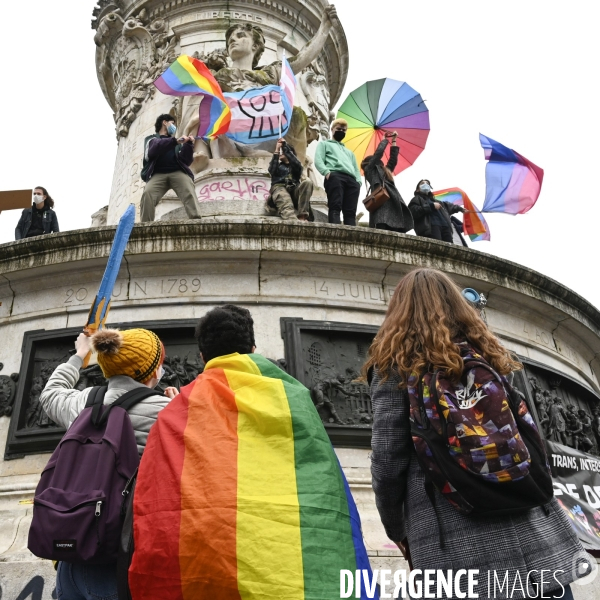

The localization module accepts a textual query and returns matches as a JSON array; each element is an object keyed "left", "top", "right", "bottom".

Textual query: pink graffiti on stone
[{"left": 197, "top": 178, "right": 270, "bottom": 202}]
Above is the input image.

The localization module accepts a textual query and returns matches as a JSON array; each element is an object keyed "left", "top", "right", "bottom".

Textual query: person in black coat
[
  {"left": 361, "top": 132, "right": 413, "bottom": 233},
  {"left": 408, "top": 179, "right": 463, "bottom": 243},
  {"left": 15, "top": 187, "right": 59, "bottom": 240}
]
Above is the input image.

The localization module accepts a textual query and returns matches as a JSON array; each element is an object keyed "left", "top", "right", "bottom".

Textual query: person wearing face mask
[
  {"left": 140, "top": 114, "right": 201, "bottom": 222},
  {"left": 314, "top": 118, "right": 362, "bottom": 225},
  {"left": 408, "top": 179, "right": 464, "bottom": 243},
  {"left": 15, "top": 186, "right": 59, "bottom": 240},
  {"left": 360, "top": 132, "right": 413, "bottom": 233},
  {"left": 38, "top": 327, "right": 177, "bottom": 599}
]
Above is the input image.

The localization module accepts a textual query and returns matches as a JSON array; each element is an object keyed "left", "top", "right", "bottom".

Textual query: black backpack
[{"left": 140, "top": 134, "right": 159, "bottom": 182}]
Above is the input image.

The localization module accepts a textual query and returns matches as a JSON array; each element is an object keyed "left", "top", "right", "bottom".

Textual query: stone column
[{"left": 92, "top": 0, "right": 348, "bottom": 224}]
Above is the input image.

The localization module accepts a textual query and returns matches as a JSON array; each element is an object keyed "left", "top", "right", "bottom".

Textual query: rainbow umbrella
[{"left": 337, "top": 78, "right": 430, "bottom": 174}]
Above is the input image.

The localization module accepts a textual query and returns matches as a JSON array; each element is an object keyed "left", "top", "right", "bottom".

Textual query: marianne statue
[{"left": 181, "top": 5, "right": 339, "bottom": 172}]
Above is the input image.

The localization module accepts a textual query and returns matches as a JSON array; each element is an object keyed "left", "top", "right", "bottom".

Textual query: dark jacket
[
  {"left": 363, "top": 140, "right": 413, "bottom": 232},
  {"left": 370, "top": 367, "right": 585, "bottom": 596},
  {"left": 408, "top": 192, "right": 463, "bottom": 237},
  {"left": 450, "top": 215, "right": 468, "bottom": 247},
  {"left": 268, "top": 145, "right": 302, "bottom": 188},
  {"left": 142, "top": 135, "right": 194, "bottom": 182},
  {"left": 15, "top": 205, "right": 59, "bottom": 240}
]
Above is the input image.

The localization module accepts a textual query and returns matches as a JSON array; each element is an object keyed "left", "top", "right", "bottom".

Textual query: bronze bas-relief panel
[
  {"left": 6, "top": 318, "right": 599, "bottom": 458},
  {"left": 281, "top": 318, "right": 379, "bottom": 447},
  {"left": 280, "top": 318, "right": 600, "bottom": 450},
  {"left": 4, "top": 320, "right": 203, "bottom": 459}
]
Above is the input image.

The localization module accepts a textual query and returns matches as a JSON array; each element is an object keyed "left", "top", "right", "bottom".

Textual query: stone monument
[
  {"left": 92, "top": 0, "right": 348, "bottom": 224},
  {"left": 1, "top": 3, "right": 600, "bottom": 599}
]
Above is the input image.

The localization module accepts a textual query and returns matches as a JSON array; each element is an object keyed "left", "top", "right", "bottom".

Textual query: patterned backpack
[{"left": 408, "top": 342, "right": 553, "bottom": 516}]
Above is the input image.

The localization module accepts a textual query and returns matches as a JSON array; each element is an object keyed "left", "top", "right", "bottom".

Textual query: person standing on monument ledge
[
  {"left": 409, "top": 179, "right": 464, "bottom": 243},
  {"left": 266, "top": 137, "right": 313, "bottom": 221},
  {"left": 361, "top": 132, "right": 414, "bottom": 233},
  {"left": 139, "top": 114, "right": 202, "bottom": 222},
  {"left": 15, "top": 186, "right": 59, "bottom": 240},
  {"left": 315, "top": 118, "right": 362, "bottom": 226}
]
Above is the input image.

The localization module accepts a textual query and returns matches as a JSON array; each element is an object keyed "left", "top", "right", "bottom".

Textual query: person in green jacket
[{"left": 315, "top": 119, "right": 362, "bottom": 225}]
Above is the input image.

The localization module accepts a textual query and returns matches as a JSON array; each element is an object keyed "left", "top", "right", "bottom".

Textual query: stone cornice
[{"left": 1, "top": 220, "right": 599, "bottom": 336}]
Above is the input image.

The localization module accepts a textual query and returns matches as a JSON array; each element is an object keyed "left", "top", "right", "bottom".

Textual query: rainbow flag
[
  {"left": 479, "top": 133, "right": 544, "bottom": 214},
  {"left": 129, "top": 353, "right": 375, "bottom": 600},
  {"left": 154, "top": 55, "right": 231, "bottom": 140},
  {"left": 434, "top": 187, "right": 491, "bottom": 241}
]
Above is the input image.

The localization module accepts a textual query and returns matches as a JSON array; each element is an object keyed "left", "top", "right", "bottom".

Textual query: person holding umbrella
[
  {"left": 361, "top": 132, "right": 413, "bottom": 233},
  {"left": 314, "top": 119, "right": 362, "bottom": 226},
  {"left": 409, "top": 179, "right": 464, "bottom": 243}
]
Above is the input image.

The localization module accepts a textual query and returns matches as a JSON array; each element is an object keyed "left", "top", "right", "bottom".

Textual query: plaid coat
[{"left": 370, "top": 369, "right": 586, "bottom": 598}]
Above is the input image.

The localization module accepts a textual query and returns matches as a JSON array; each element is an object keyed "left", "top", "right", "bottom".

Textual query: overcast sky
[{"left": 0, "top": 1, "right": 597, "bottom": 309}]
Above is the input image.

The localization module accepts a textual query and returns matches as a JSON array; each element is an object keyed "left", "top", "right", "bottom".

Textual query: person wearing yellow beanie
[
  {"left": 92, "top": 328, "right": 165, "bottom": 383},
  {"left": 39, "top": 329, "right": 178, "bottom": 457},
  {"left": 38, "top": 327, "right": 178, "bottom": 600}
]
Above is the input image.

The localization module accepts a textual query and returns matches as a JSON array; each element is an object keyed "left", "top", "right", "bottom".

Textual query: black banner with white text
[{"left": 546, "top": 440, "right": 600, "bottom": 551}]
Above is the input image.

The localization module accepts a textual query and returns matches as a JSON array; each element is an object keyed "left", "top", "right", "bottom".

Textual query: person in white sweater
[{"left": 40, "top": 328, "right": 177, "bottom": 455}]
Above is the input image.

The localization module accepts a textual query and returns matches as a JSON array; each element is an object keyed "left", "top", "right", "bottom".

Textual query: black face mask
[{"left": 333, "top": 130, "right": 346, "bottom": 142}]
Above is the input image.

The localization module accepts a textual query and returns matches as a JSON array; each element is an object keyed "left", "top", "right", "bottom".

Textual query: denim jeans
[{"left": 56, "top": 562, "right": 118, "bottom": 600}]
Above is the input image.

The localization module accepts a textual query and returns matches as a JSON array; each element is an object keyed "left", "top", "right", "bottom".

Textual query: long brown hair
[{"left": 362, "top": 268, "right": 522, "bottom": 386}]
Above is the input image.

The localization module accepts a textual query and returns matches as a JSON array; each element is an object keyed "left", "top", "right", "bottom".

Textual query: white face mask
[
  {"left": 33, "top": 194, "right": 44, "bottom": 204},
  {"left": 419, "top": 183, "right": 431, "bottom": 193},
  {"left": 157, "top": 365, "right": 165, "bottom": 381}
]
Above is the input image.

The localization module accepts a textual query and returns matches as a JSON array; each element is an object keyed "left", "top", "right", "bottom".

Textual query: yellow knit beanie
[{"left": 90, "top": 328, "right": 164, "bottom": 382}]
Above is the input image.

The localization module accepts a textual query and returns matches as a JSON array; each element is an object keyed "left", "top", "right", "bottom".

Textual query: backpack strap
[
  {"left": 93, "top": 387, "right": 160, "bottom": 428},
  {"left": 85, "top": 386, "right": 108, "bottom": 408},
  {"left": 86, "top": 386, "right": 109, "bottom": 426}
]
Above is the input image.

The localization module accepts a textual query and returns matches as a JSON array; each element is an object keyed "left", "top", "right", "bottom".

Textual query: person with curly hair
[
  {"left": 129, "top": 305, "right": 371, "bottom": 598},
  {"left": 195, "top": 304, "right": 256, "bottom": 362},
  {"left": 15, "top": 186, "right": 59, "bottom": 240},
  {"left": 363, "top": 268, "right": 584, "bottom": 599}
]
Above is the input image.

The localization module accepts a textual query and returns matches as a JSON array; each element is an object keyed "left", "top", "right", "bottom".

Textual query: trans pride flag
[
  {"left": 224, "top": 56, "right": 296, "bottom": 144},
  {"left": 129, "top": 353, "right": 375, "bottom": 600},
  {"left": 154, "top": 55, "right": 231, "bottom": 140},
  {"left": 480, "top": 134, "right": 544, "bottom": 214},
  {"left": 280, "top": 55, "right": 297, "bottom": 115},
  {"left": 434, "top": 187, "right": 491, "bottom": 241}
]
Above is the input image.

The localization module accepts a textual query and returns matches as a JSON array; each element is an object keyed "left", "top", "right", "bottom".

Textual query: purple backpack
[
  {"left": 28, "top": 386, "right": 157, "bottom": 564},
  {"left": 408, "top": 342, "right": 553, "bottom": 516}
]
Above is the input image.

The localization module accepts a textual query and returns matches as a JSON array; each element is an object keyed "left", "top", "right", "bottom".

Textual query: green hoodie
[{"left": 314, "top": 139, "right": 362, "bottom": 184}]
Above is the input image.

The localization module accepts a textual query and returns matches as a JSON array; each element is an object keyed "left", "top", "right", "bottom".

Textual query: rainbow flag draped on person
[
  {"left": 129, "top": 353, "right": 376, "bottom": 600},
  {"left": 479, "top": 133, "right": 544, "bottom": 214},
  {"left": 434, "top": 187, "right": 491, "bottom": 241},
  {"left": 154, "top": 55, "right": 231, "bottom": 140}
]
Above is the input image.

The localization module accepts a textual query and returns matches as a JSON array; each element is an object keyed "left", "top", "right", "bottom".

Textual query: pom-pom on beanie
[{"left": 91, "top": 328, "right": 164, "bottom": 383}]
